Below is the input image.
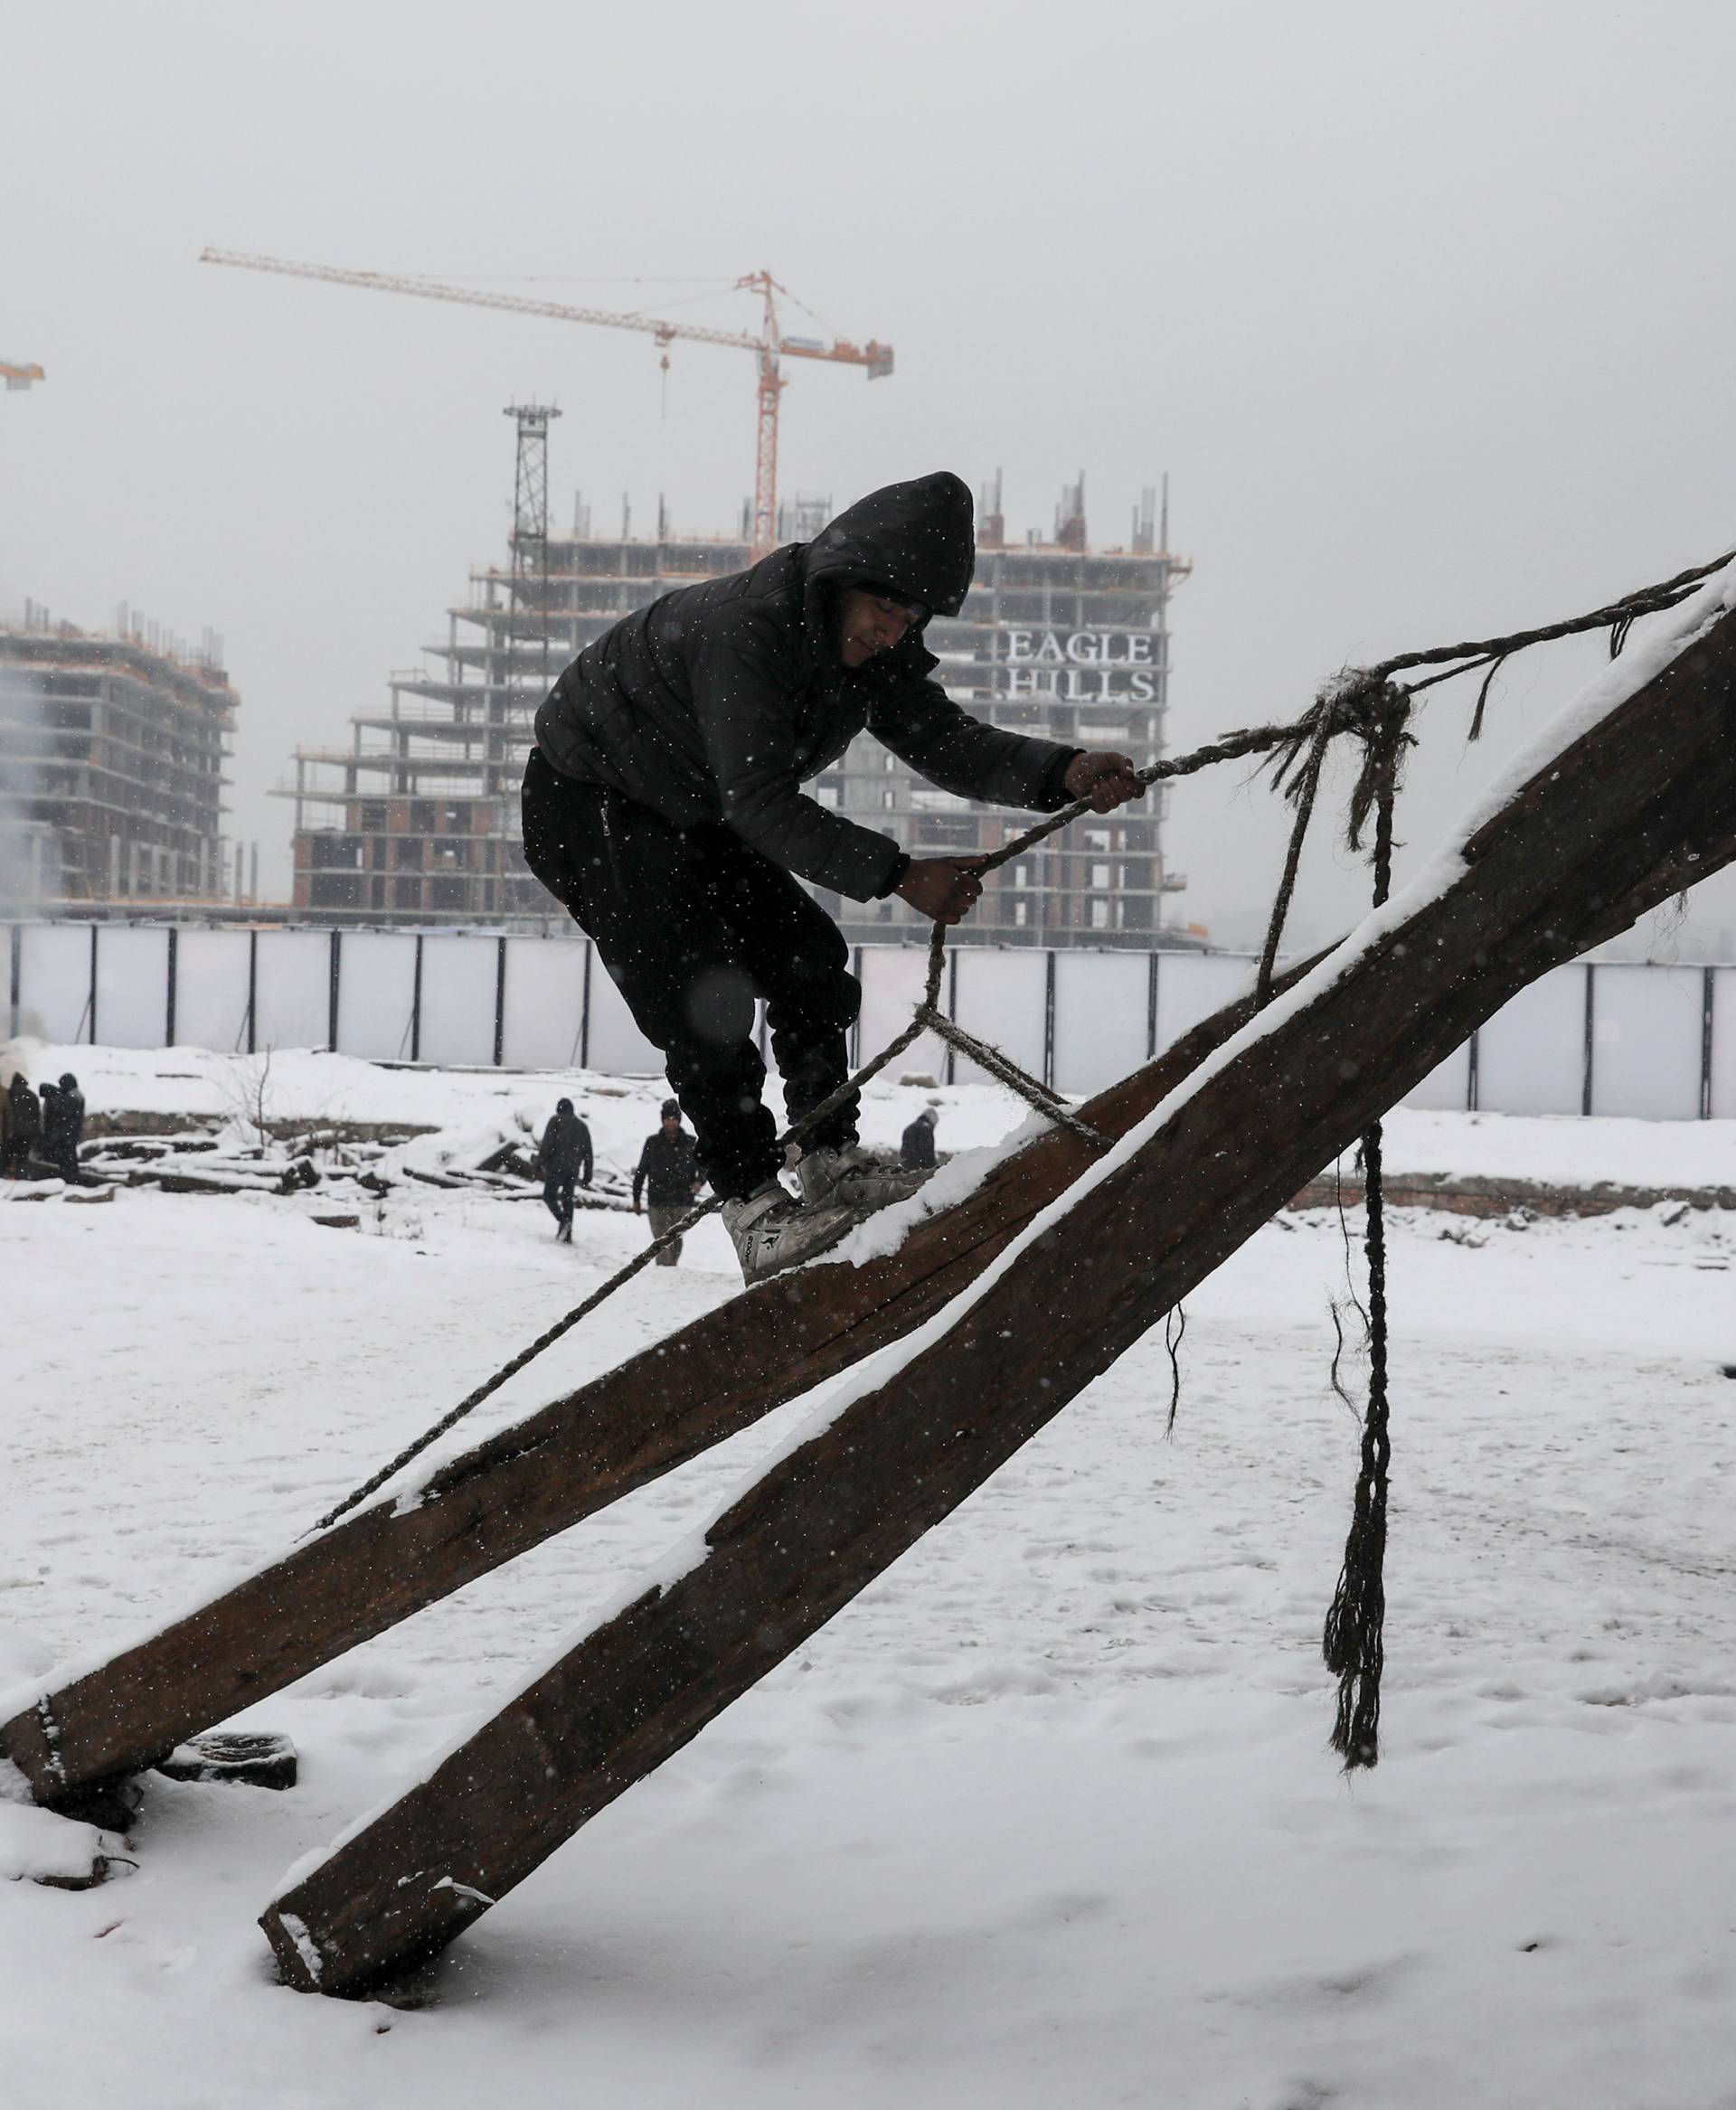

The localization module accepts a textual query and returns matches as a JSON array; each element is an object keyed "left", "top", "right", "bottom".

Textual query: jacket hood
[{"left": 804, "top": 471, "right": 976, "bottom": 619}]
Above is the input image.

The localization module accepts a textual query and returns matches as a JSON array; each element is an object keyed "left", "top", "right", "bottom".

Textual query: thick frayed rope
[
  {"left": 1254, "top": 674, "right": 1415, "bottom": 1003},
  {"left": 1322, "top": 1118, "right": 1392, "bottom": 1768},
  {"left": 1317, "top": 707, "right": 1402, "bottom": 1770}
]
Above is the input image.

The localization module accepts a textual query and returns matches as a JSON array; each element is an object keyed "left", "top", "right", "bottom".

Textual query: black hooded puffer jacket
[{"left": 532, "top": 470, "right": 1079, "bottom": 901}]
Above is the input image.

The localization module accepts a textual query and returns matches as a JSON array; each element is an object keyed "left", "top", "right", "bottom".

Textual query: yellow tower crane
[{"left": 199, "top": 249, "right": 893, "bottom": 557}]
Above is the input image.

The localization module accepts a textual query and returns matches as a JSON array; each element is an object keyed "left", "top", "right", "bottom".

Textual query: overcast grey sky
[{"left": 5, "top": 0, "right": 1734, "bottom": 954}]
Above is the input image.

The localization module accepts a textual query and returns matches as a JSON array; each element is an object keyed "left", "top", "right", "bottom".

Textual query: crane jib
[{"left": 199, "top": 246, "right": 894, "bottom": 554}]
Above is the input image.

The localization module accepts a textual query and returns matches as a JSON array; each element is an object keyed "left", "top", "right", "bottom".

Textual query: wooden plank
[
  {"left": 261, "top": 598, "right": 1736, "bottom": 1996},
  {"left": 1, "top": 966, "right": 1278, "bottom": 1806}
]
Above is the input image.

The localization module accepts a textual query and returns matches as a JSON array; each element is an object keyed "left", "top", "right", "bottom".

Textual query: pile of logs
[
  {"left": 73, "top": 1126, "right": 636, "bottom": 1211},
  {"left": 81, "top": 1129, "right": 389, "bottom": 1201}
]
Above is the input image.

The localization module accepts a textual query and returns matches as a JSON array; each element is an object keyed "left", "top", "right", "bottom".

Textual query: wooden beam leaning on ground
[
  {"left": 262, "top": 589, "right": 1736, "bottom": 1998},
  {"left": 0, "top": 967, "right": 1299, "bottom": 1809}
]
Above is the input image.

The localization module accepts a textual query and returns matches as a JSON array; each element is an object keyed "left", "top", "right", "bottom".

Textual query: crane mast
[{"left": 199, "top": 249, "right": 892, "bottom": 556}]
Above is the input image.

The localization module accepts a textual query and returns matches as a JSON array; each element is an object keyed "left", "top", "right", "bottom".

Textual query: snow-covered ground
[
  {"left": 13, "top": 1036, "right": 1736, "bottom": 1192},
  {"left": 3, "top": 1046, "right": 1734, "bottom": 2107}
]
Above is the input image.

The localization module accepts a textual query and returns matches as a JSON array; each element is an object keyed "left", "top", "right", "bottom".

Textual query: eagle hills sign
[{"left": 997, "top": 629, "right": 1162, "bottom": 702}]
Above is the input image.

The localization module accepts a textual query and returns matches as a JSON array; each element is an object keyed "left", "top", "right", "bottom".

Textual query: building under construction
[
  {"left": 0, "top": 607, "right": 237, "bottom": 912},
  {"left": 286, "top": 415, "right": 1193, "bottom": 946}
]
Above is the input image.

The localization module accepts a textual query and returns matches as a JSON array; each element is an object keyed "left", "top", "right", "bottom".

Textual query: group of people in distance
[
  {"left": 533, "top": 1095, "right": 702, "bottom": 1266},
  {"left": 1, "top": 1069, "right": 84, "bottom": 1182},
  {"left": 533, "top": 1095, "right": 936, "bottom": 1269}
]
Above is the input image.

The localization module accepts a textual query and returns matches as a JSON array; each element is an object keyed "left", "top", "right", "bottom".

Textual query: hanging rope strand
[
  {"left": 1256, "top": 718, "right": 1334, "bottom": 1003},
  {"left": 1320, "top": 700, "right": 1405, "bottom": 1769}
]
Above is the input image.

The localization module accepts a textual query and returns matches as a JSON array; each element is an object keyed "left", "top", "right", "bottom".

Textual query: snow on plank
[{"left": 261, "top": 573, "right": 1736, "bottom": 1996}]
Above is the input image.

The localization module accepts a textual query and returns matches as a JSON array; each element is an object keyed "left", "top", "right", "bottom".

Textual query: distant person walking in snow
[
  {"left": 41, "top": 1072, "right": 85, "bottom": 1184},
  {"left": 633, "top": 1099, "right": 702, "bottom": 1267},
  {"left": 537, "top": 1097, "right": 593, "bottom": 1242},
  {"left": 3, "top": 1072, "right": 42, "bottom": 1177},
  {"left": 900, "top": 1106, "right": 939, "bottom": 1170}
]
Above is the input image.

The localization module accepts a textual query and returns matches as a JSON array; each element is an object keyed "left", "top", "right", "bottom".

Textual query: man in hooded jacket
[
  {"left": 901, "top": 1106, "right": 939, "bottom": 1170},
  {"left": 633, "top": 1098, "right": 703, "bottom": 1267},
  {"left": 3, "top": 1073, "right": 42, "bottom": 1178},
  {"left": 42, "top": 1073, "right": 85, "bottom": 1185},
  {"left": 524, "top": 470, "right": 1139, "bottom": 1282},
  {"left": 536, "top": 1097, "right": 592, "bottom": 1242}
]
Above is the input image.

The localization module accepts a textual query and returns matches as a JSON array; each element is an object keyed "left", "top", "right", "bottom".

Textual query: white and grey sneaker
[
  {"left": 720, "top": 1180, "right": 856, "bottom": 1286},
  {"left": 797, "top": 1142, "right": 931, "bottom": 1218}
]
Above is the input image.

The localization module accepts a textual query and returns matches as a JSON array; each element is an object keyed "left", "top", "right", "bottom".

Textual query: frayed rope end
[{"left": 1322, "top": 1502, "right": 1387, "bottom": 1771}]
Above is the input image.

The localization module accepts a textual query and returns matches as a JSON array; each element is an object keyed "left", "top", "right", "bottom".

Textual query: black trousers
[
  {"left": 542, "top": 1169, "right": 576, "bottom": 1227},
  {"left": 521, "top": 751, "right": 861, "bottom": 1199}
]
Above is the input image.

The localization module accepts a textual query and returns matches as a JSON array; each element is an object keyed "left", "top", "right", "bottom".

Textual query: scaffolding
[{"left": 0, "top": 610, "right": 236, "bottom": 910}]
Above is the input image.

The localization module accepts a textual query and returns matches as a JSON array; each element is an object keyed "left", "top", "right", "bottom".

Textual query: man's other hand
[
  {"left": 894, "top": 856, "right": 986, "bottom": 926},
  {"left": 1064, "top": 750, "right": 1144, "bottom": 812}
]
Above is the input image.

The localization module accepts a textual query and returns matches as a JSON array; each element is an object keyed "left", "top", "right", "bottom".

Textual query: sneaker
[
  {"left": 797, "top": 1143, "right": 930, "bottom": 1218},
  {"left": 720, "top": 1180, "right": 856, "bottom": 1286}
]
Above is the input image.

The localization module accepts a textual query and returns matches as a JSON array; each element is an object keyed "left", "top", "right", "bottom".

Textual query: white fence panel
[
  {"left": 1712, "top": 968, "right": 1736, "bottom": 1120},
  {"left": 1154, "top": 953, "right": 1256, "bottom": 1055},
  {"left": 419, "top": 935, "right": 499, "bottom": 1068},
  {"left": 855, "top": 947, "right": 945, "bottom": 1081},
  {"left": 6, "top": 923, "right": 1734, "bottom": 1122},
  {"left": 1053, "top": 952, "right": 1148, "bottom": 1097},
  {"left": 16, "top": 923, "right": 93, "bottom": 1043},
  {"left": 94, "top": 927, "right": 170, "bottom": 1048},
  {"left": 334, "top": 932, "right": 418, "bottom": 1061},
  {"left": 172, "top": 929, "right": 251, "bottom": 1052},
  {"left": 502, "top": 937, "right": 589, "bottom": 1070},
  {"left": 1475, "top": 966, "right": 1585, "bottom": 1116},
  {"left": 1401, "top": 1041, "right": 1472, "bottom": 1113},
  {"left": 1590, "top": 965, "right": 1705, "bottom": 1121},
  {"left": 253, "top": 929, "right": 332, "bottom": 1051},
  {"left": 949, "top": 949, "right": 1046, "bottom": 1087},
  {"left": 586, "top": 956, "right": 665, "bottom": 1077}
]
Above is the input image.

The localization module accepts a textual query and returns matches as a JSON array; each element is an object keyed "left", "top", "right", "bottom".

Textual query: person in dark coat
[
  {"left": 41, "top": 1072, "right": 85, "bottom": 1184},
  {"left": 537, "top": 1097, "right": 593, "bottom": 1242},
  {"left": 633, "top": 1099, "right": 702, "bottom": 1267},
  {"left": 3, "top": 1072, "right": 42, "bottom": 1177},
  {"left": 523, "top": 470, "right": 1141, "bottom": 1283},
  {"left": 901, "top": 1107, "right": 939, "bottom": 1170}
]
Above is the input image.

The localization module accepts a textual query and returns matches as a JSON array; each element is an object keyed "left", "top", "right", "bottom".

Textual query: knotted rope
[
  {"left": 1316, "top": 708, "right": 1401, "bottom": 1769},
  {"left": 1255, "top": 546, "right": 1734, "bottom": 1766}
]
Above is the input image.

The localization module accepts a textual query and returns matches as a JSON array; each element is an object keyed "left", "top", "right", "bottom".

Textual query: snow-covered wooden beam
[
  {"left": 0, "top": 977, "right": 1277, "bottom": 1809},
  {"left": 261, "top": 573, "right": 1736, "bottom": 1997}
]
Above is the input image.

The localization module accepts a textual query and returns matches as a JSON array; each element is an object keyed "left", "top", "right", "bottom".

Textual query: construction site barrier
[{"left": 5, "top": 919, "right": 1734, "bottom": 1121}]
